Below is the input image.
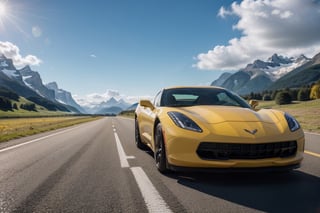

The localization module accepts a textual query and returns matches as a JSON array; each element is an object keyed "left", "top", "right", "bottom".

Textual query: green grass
[
  {"left": 0, "top": 116, "right": 102, "bottom": 143},
  {"left": 0, "top": 96, "right": 67, "bottom": 118},
  {"left": 118, "top": 110, "right": 135, "bottom": 119}
]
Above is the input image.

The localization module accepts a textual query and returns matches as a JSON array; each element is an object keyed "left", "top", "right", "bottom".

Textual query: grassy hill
[
  {"left": 0, "top": 96, "right": 70, "bottom": 118},
  {"left": 0, "top": 87, "right": 77, "bottom": 117}
]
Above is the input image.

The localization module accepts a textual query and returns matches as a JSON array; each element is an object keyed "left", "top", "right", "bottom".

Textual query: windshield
[{"left": 161, "top": 88, "right": 250, "bottom": 108}]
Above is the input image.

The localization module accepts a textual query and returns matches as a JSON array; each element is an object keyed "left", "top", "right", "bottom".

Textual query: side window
[
  {"left": 217, "top": 92, "right": 239, "bottom": 106},
  {"left": 153, "top": 91, "right": 162, "bottom": 107}
]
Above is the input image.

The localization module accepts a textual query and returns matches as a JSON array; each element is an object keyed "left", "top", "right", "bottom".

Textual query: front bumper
[
  {"left": 168, "top": 163, "right": 301, "bottom": 173},
  {"left": 163, "top": 125, "right": 305, "bottom": 170}
]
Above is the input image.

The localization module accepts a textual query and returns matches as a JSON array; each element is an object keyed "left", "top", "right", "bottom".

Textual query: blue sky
[{"left": 1, "top": 0, "right": 320, "bottom": 106}]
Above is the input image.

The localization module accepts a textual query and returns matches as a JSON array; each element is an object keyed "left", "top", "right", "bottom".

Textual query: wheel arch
[{"left": 153, "top": 117, "right": 161, "bottom": 142}]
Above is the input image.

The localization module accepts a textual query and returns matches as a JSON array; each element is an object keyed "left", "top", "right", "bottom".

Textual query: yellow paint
[{"left": 136, "top": 86, "right": 305, "bottom": 169}]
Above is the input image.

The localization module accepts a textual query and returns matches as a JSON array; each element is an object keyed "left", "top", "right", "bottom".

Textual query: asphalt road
[{"left": 0, "top": 117, "right": 319, "bottom": 213}]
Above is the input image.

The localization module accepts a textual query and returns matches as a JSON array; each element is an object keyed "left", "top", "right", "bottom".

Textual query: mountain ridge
[
  {"left": 211, "top": 52, "right": 316, "bottom": 94},
  {"left": 0, "top": 54, "right": 80, "bottom": 113}
]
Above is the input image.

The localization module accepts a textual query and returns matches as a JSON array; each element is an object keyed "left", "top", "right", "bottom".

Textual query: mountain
[
  {"left": 46, "top": 82, "right": 85, "bottom": 113},
  {"left": 211, "top": 53, "right": 311, "bottom": 95},
  {"left": 0, "top": 54, "right": 79, "bottom": 113},
  {"left": 84, "top": 97, "right": 131, "bottom": 114},
  {"left": 19, "top": 66, "right": 56, "bottom": 101},
  {"left": 100, "top": 97, "right": 131, "bottom": 109},
  {"left": 126, "top": 103, "right": 138, "bottom": 111},
  {"left": 0, "top": 54, "right": 24, "bottom": 84},
  {"left": 211, "top": 72, "right": 232, "bottom": 87},
  {"left": 0, "top": 55, "right": 46, "bottom": 98},
  {"left": 96, "top": 106, "right": 123, "bottom": 115},
  {"left": 269, "top": 52, "right": 320, "bottom": 90}
]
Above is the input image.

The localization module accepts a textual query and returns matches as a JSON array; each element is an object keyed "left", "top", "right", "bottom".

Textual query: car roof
[{"left": 163, "top": 86, "right": 225, "bottom": 90}]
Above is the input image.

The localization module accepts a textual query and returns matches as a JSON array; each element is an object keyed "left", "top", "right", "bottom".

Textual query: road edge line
[{"left": 0, "top": 126, "right": 80, "bottom": 153}]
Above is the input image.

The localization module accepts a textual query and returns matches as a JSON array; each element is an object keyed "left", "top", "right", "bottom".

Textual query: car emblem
[{"left": 244, "top": 129, "right": 258, "bottom": 135}]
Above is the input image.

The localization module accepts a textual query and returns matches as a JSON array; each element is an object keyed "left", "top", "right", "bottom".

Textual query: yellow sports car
[{"left": 135, "top": 86, "right": 304, "bottom": 173}]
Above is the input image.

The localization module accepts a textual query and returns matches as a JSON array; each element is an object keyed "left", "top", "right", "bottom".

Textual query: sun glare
[{"left": 0, "top": 2, "right": 7, "bottom": 18}]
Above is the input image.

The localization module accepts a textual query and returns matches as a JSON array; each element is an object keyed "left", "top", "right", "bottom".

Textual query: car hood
[{"left": 178, "top": 106, "right": 279, "bottom": 124}]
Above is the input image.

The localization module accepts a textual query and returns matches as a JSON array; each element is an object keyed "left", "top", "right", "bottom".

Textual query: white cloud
[
  {"left": 90, "top": 54, "right": 97, "bottom": 58},
  {"left": 73, "top": 89, "right": 153, "bottom": 108},
  {"left": 106, "top": 90, "right": 120, "bottom": 97},
  {"left": 0, "top": 41, "right": 42, "bottom": 68},
  {"left": 32, "top": 26, "right": 42, "bottom": 38},
  {"left": 218, "top": 6, "right": 234, "bottom": 18},
  {"left": 195, "top": 0, "right": 320, "bottom": 71}
]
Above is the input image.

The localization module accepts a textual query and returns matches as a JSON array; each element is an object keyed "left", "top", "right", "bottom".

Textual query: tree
[
  {"left": 0, "top": 97, "right": 12, "bottom": 111},
  {"left": 263, "top": 94, "right": 272, "bottom": 101},
  {"left": 275, "top": 91, "right": 292, "bottom": 105},
  {"left": 20, "top": 103, "right": 36, "bottom": 111},
  {"left": 297, "top": 88, "right": 310, "bottom": 101},
  {"left": 310, "top": 82, "right": 320, "bottom": 99},
  {"left": 271, "top": 90, "right": 279, "bottom": 100},
  {"left": 289, "top": 89, "right": 298, "bottom": 101},
  {"left": 13, "top": 103, "right": 18, "bottom": 110}
]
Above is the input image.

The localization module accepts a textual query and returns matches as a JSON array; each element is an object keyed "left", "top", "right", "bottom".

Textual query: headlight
[
  {"left": 285, "top": 113, "right": 300, "bottom": 132},
  {"left": 167, "top": 111, "right": 202, "bottom": 132}
]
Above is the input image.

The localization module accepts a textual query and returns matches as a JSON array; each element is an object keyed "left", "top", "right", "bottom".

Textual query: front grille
[{"left": 196, "top": 141, "right": 297, "bottom": 160}]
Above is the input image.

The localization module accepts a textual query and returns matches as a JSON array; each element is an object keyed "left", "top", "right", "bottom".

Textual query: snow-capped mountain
[
  {"left": 211, "top": 53, "right": 311, "bottom": 95},
  {"left": 0, "top": 54, "right": 24, "bottom": 84},
  {"left": 241, "top": 53, "right": 310, "bottom": 81},
  {"left": 19, "top": 66, "right": 56, "bottom": 101},
  {"left": 269, "top": 52, "right": 320, "bottom": 90},
  {"left": 0, "top": 54, "right": 41, "bottom": 98},
  {"left": 253, "top": 54, "right": 309, "bottom": 81},
  {"left": 84, "top": 97, "right": 131, "bottom": 114},
  {"left": 46, "top": 82, "right": 85, "bottom": 113},
  {"left": 0, "top": 54, "right": 81, "bottom": 113}
]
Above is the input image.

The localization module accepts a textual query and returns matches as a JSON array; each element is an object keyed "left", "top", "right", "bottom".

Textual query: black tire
[
  {"left": 154, "top": 123, "right": 168, "bottom": 173},
  {"left": 135, "top": 118, "right": 147, "bottom": 149}
]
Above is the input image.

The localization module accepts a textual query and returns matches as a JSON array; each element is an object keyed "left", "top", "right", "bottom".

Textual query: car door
[{"left": 140, "top": 91, "right": 162, "bottom": 148}]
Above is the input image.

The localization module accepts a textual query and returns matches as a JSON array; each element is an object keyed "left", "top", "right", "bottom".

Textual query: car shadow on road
[{"left": 165, "top": 170, "right": 320, "bottom": 213}]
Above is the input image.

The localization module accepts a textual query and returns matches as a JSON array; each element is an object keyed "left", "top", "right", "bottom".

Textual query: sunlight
[
  {"left": 0, "top": 1, "right": 7, "bottom": 18},
  {"left": 0, "top": 0, "right": 8, "bottom": 29},
  {"left": 0, "top": 0, "right": 21, "bottom": 34}
]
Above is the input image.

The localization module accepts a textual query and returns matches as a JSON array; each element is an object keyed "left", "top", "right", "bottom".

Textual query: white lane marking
[
  {"left": 113, "top": 131, "right": 135, "bottom": 167},
  {"left": 131, "top": 167, "right": 172, "bottom": 213},
  {"left": 0, "top": 126, "right": 80, "bottom": 153},
  {"left": 113, "top": 122, "right": 172, "bottom": 213},
  {"left": 305, "top": 150, "right": 320, "bottom": 158}
]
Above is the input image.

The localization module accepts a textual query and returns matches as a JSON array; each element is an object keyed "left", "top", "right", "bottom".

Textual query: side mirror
[
  {"left": 249, "top": 100, "right": 259, "bottom": 110},
  {"left": 139, "top": 100, "right": 155, "bottom": 110}
]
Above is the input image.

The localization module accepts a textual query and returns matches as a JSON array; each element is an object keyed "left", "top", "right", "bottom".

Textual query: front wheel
[{"left": 154, "top": 123, "right": 168, "bottom": 173}]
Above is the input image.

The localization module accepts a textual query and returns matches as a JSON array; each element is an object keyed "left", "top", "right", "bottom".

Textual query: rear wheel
[
  {"left": 135, "top": 119, "right": 147, "bottom": 149},
  {"left": 154, "top": 123, "right": 168, "bottom": 173}
]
